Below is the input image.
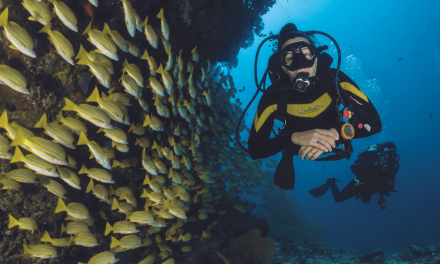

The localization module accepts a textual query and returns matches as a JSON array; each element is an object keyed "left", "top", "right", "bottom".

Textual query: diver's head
[
  {"left": 277, "top": 23, "right": 318, "bottom": 92},
  {"left": 377, "top": 142, "right": 399, "bottom": 169}
]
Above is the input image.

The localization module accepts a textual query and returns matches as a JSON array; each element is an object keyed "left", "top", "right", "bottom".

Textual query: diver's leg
[{"left": 329, "top": 179, "right": 359, "bottom": 203}]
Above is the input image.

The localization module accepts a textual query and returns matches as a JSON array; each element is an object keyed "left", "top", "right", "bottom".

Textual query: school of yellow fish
[{"left": 0, "top": 1, "right": 272, "bottom": 263}]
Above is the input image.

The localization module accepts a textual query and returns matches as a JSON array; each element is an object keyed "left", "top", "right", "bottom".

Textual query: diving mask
[
  {"left": 279, "top": 42, "right": 316, "bottom": 72},
  {"left": 381, "top": 148, "right": 399, "bottom": 168}
]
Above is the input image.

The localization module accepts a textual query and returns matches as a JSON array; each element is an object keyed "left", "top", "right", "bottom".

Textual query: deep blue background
[{"left": 230, "top": 0, "right": 440, "bottom": 255}]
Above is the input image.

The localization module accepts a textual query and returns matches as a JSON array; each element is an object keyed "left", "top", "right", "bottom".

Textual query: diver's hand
[
  {"left": 299, "top": 146, "right": 324, "bottom": 160},
  {"left": 291, "top": 129, "right": 339, "bottom": 153}
]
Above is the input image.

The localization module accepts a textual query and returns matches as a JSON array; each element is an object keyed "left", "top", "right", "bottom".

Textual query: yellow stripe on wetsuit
[
  {"left": 253, "top": 92, "right": 332, "bottom": 133},
  {"left": 340, "top": 82, "right": 369, "bottom": 103}
]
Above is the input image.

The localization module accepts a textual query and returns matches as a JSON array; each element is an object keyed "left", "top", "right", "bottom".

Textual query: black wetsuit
[
  {"left": 248, "top": 62, "right": 382, "bottom": 159},
  {"left": 329, "top": 150, "right": 397, "bottom": 204}
]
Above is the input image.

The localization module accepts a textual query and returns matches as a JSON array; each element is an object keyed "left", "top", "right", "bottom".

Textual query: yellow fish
[
  {"left": 0, "top": 65, "right": 29, "bottom": 94},
  {"left": 38, "top": 23, "right": 75, "bottom": 65},
  {"left": 0, "top": 8, "right": 35, "bottom": 57},
  {"left": 156, "top": 8, "right": 169, "bottom": 41},
  {"left": 23, "top": 0, "right": 52, "bottom": 26},
  {"left": 23, "top": 244, "right": 58, "bottom": 259},
  {"left": 141, "top": 16, "right": 158, "bottom": 49},
  {"left": 34, "top": 112, "right": 75, "bottom": 149},
  {"left": 8, "top": 214, "right": 38, "bottom": 233},
  {"left": 82, "top": 19, "right": 118, "bottom": 61}
]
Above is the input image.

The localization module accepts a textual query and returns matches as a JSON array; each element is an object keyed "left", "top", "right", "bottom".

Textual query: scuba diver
[
  {"left": 309, "top": 142, "right": 399, "bottom": 209},
  {"left": 240, "top": 23, "right": 382, "bottom": 190}
]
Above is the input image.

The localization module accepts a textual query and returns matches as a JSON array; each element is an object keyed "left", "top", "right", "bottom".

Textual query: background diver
[
  {"left": 309, "top": 142, "right": 399, "bottom": 209},
  {"left": 243, "top": 23, "right": 382, "bottom": 189}
]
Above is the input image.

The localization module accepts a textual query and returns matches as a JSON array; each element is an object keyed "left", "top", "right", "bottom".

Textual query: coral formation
[{"left": 228, "top": 229, "right": 277, "bottom": 264}]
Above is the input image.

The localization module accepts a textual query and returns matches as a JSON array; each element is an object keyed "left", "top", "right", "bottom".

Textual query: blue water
[{"left": 231, "top": 0, "right": 440, "bottom": 255}]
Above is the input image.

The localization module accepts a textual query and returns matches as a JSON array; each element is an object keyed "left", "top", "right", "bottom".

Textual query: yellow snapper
[
  {"left": 77, "top": 133, "right": 111, "bottom": 169},
  {"left": 135, "top": 137, "right": 150, "bottom": 148},
  {"left": 55, "top": 197, "right": 90, "bottom": 219},
  {"left": 2, "top": 168, "right": 37, "bottom": 183},
  {"left": 10, "top": 147, "right": 58, "bottom": 176},
  {"left": 70, "top": 232, "right": 99, "bottom": 247},
  {"left": 126, "top": 40, "right": 140, "bottom": 57},
  {"left": 40, "top": 231, "right": 70, "bottom": 247},
  {"left": 22, "top": 0, "right": 52, "bottom": 26},
  {"left": 129, "top": 122, "right": 145, "bottom": 135},
  {"left": 56, "top": 165, "right": 81, "bottom": 190},
  {"left": 191, "top": 46, "right": 199, "bottom": 62},
  {"left": 0, "top": 134, "right": 12, "bottom": 159},
  {"left": 10, "top": 128, "right": 67, "bottom": 165},
  {"left": 112, "top": 141, "right": 129, "bottom": 153},
  {"left": 77, "top": 44, "right": 114, "bottom": 75},
  {"left": 141, "top": 16, "right": 158, "bottom": 49},
  {"left": 86, "top": 179, "right": 109, "bottom": 201},
  {"left": 39, "top": 176, "right": 67, "bottom": 199},
  {"left": 156, "top": 8, "right": 169, "bottom": 41},
  {"left": 105, "top": 221, "right": 139, "bottom": 235},
  {"left": 128, "top": 211, "right": 155, "bottom": 225},
  {"left": 139, "top": 254, "right": 156, "bottom": 264},
  {"left": 177, "top": 49, "right": 183, "bottom": 71},
  {"left": 76, "top": 54, "right": 111, "bottom": 88},
  {"left": 111, "top": 198, "right": 134, "bottom": 215},
  {"left": 0, "top": 64, "right": 29, "bottom": 94},
  {"left": 61, "top": 221, "right": 90, "bottom": 235},
  {"left": 119, "top": 0, "right": 136, "bottom": 37},
  {"left": 156, "top": 63, "right": 173, "bottom": 95},
  {"left": 79, "top": 164, "right": 114, "bottom": 183},
  {"left": 102, "top": 22, "right": 128, "bottom": 52},
  {"left": 120, "top": 74, "right": 141, "bottom": 97},
  {"left": 143, "top": 114, "right": 164, "bottom": 131},
  {"left": 82, "top": 19, "right": 118, "bottom": 61},
  {"left": 63, "top": 98, "right": 113, "bottom": 129},
  {"left": 57, "top": 110, "right": 87, "bottom": 136},
  {"left": 65, "top": 215, "right": 95, "bottom": 226},
  {"left": 78, "top": 251, "right": 119, "bottom": 264},
  {"left": 34, "top": 112, "right": 75, "bottom": 149},
  {"left": 8, "top": 214, "right": 38, "bottom": 233},
  {"left": 23, "top": 244, "right": 58, "bottom": 259},
  {"left": 141, "top": 49, "right": 157, "bottom": 76},
  {"left": 98, "top": 127, "right": 127, "bottom": 144},
  {"left": 104, "top": 91, "right": 131, "bottom": 106},
  {"left": 0, "top": 8, "right": 35, "bottom": 57},
  {"left": 166, "top": 49, "right": 174, "bottom": 71},
  {"left": 141, "top": 151, "right": 158, "bottom": 175},
  {"left": 47, "top": 0, "right": 77, "bottom": 32},
  {"left": 38, "top": 23, "right": 74, "bottom": 65},
  {"left": 122, "top": 59, "right": 143, "bottom": 87},
  {"left": 111, "top": 234, "right": 143, "bottom": 249},
  {"left": 147, "top": 76, "right": 165, "bottom": 97},
  {"left": 103, "top": 146, "right": 115, "bottom": 159},
  {"left": 86, "top": 87, "right": 125, "bottom": 123}
]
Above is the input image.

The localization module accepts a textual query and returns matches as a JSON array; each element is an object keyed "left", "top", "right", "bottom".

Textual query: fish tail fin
[
  {"left": 109, "top": 186, "right": 116, "bottom": 196},
  {"left": 111, "top": 197, "right": 119, "bottom": 210},
  {"left": 47, "top": 0, "right": 56, "bottom": 3},
  {"left": 128, "top": 123, "right": 135, "bottom": 132},
  {"left": 0, "top": 8, "right": 8, "bottom": 28},
  {"left": 157, "top": 8, "right": 164, "bottom": 19},
  {"left": 86, "top": 86, "right": 100, "bottom": 103},
  {"left": 37, "top": 23, "right": 51, "bottom": 34},
  {"left": 86, "top": 178, "right": 94, "bottom": 193},
  {"left": 10, "top": 128, "right": 27, "bottom": 147},
  {"left": 10, "top": 147, "right": 25, "bottom": 163},
  {"left": 143, "top": 114, "right": 151, "bottom": 127},
  {"left": 34, "top": 112, "right": 48, "bottom": 128},
  {"left": 97, "top": 128, "right": 104, "bottom": 133},
  {"left": 156, "top": 63, "right": 164, "bottom": 74},
  {"left": 82, "top": 19, "right": 93, "bottom": 35},
  {"left": 135, "top": 138, "right": 140, "bottom": 146},
  {"left": 104, "top": 222, "right": 113, "bottom": 236},
  {"left": 110, "top": 236, "right": 120, "bottom": 249},
  {"left": 141, "top": 49, "right": 149, "bottom": 60},
  {"left": 8, "top": 214, "right": 19, "bottom": 228},
  {"left": 62, "top": 98, "right": 78, "bottom": 111},
  {"left": 202, "top": 91, "right": 207, "bottom": 96},
  {"left": 78, "top": 164, "right": 88, "bottom": 174},
  {"left": 141, "top": 16, "right": 148, "bottom": 28},
  {"left": 122, "top": 59, "right": 129, "bottom": 69},
  {"left": 102, "top": 22, "right": 112, "bottom": 36},
  {"left": 61, "top": 223, "right": 65, "bottom": 237},
  {"left": 76, "top": 55, "right": 91, "bottom": 66},
  {"left": 112, "top": 159, "right": 121, "bottom": 168},
  {"left": 0, "top": 110, "right": 9, "bottom": 129},
  {"left": 23, "top": 244, "right": 30, "bottom": 256},
  {"left": 77, "top": 132, "right": 89, "bottom": 146},
  {"left": 75, "top": 44, "right": 88, "bottom": 60},
  {"left": 56, "top": 111, "right": 65, "bottom": 122},
  {"left": 40, "top": 231, "right": 53, "bottom": 243},
  {"left": 68, "top": 235, "right": 74, "bottom": 247},
  {"left": 55, "top": 197, "right": 67, "bottom": 214}
]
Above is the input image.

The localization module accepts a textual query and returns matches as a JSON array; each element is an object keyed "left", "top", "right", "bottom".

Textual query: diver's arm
[
  {"left": 336, "top": 70, "right": 382, "bottom": 138},
  {"left": 248, "top": 113, "right": 300, "bottom": 159}
]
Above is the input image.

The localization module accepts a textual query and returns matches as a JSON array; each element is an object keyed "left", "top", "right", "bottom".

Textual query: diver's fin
[{"left": 308, "top": 182, "right": 331, "bottom": 198}]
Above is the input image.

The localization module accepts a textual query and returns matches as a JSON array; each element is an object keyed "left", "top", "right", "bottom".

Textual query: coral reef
[{"left": 228, "top": 229, "right": 277, "bottom": 264}]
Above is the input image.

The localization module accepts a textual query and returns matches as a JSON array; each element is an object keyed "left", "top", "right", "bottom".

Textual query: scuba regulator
[{"left": 235, "top": 29, "right": 375, "bottom": 190}]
